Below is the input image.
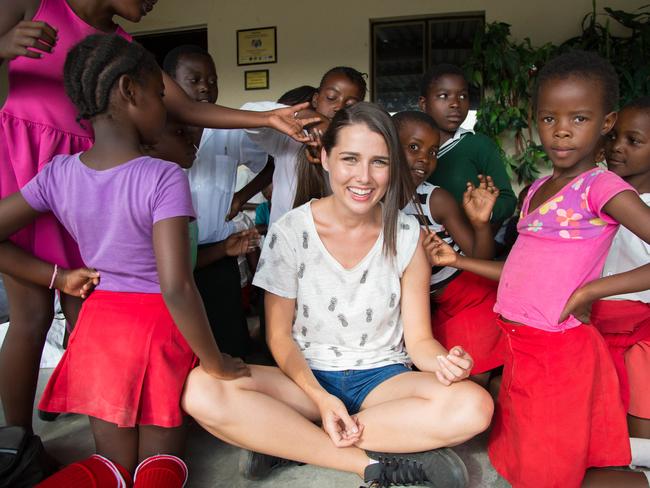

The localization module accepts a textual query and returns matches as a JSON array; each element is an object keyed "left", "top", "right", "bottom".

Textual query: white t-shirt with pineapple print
[{"left": 253, "top": 201, "right": 420, "bottom": 371}]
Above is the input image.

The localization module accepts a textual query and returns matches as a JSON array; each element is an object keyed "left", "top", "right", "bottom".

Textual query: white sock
[
  {"left": 630, "top": 437, "right": 650, "bottom": 468},
  {"left": 368, "top": 458, "right": 379, "bottom": 465}
]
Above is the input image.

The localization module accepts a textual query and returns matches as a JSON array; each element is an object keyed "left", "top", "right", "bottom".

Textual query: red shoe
[
  {"left": 36, "top": 454, "right": 132, "bottom": 487},
  {"left": 133, "top": 455, "right": 187, "bottom": 488}
]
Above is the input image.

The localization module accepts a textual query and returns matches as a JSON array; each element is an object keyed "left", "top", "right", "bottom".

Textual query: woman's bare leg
[
  {"left": 355, "top": 371, "right": 493, "bottom": 452},
  {"left": 182, "top": 365, "right": 369, "bottom": 477}
]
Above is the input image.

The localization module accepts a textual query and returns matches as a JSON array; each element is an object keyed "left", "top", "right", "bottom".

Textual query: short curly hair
[
  {"left": 419, "top": 64, "right": 467, "bottom": 98},
  {"left": 392, "top": 110, "right": 438, "bottom": 133},
  {"left": 319, "top": 66, "right": 367, "bottom": 100},
  {"left": 535, "top": 50, "right": 619, "bottom": 113},
  {"left": 623, "top": 95, "right": 650, "bottom": 112},
  {"left": 64, "top": 34, "right": 159, "bottom": 123},
  {"left": 162, "top": 44, "right": 214, "bottom": 78}
]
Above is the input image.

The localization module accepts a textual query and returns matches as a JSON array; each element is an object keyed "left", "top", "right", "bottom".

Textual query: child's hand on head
[
  {"left": 0, "top": 21, "right": 57, "bottom": 61},
  {"left": 304, "top": 115, "right": 330, "bottom": 164},
  {"left": 56, "top": 267, "right": 100, "bottom": 299},
  {"left": 267, "top": 102, "right": 322, "bottom": 143},
  {"left": 462, "top": 175, "right": 499, "bottom": 224},
  {"left": 435, "top": 346, "right": 473, "bottom": 386},
  {"left": 423, "top": 232, "right": 459, "bottom": 267}
]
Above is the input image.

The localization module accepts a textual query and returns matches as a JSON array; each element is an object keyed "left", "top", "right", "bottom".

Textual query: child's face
[
  {"left": 606, "top": 107, "right": 650, "bottom": 182},
  {"left": 536, "top": 76, "right": 616, "bottom": 173},
  {"left": 418, "top": 74, "right": 469, "bottom": 135},
  {"left": 398, "top": 120, "right": 440, "bottom": 187},
  {"left": 174, "top": 54, "right": 218, "bottom": 104},
  {"left": 145, "top": 119, "right": 197, "bottom": 169},
  {"left": 312, "top": 73, "right": 363, "bottom": 119},
  {"left": 110, "top": 0, "right": 157, "bottom": 22},
  {"left": 130, "top": 69, "right": 167, "bottom": 146},
  {"left": 262, "top": 183, "right": 273, "bottom": 201}
]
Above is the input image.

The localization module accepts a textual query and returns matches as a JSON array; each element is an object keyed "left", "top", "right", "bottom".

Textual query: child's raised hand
[
  {"left": 203, "top": 354, "right": 251, "bottom": 380},
  {"left": 224, "top": 229, "right": 260, "bottom": 256},
  {"left": 434, "top": 346, "right": 474, "bottom": 386},
  {"left": 423, "top": 232, "right": 459, "bottom": 267},
  {"left": 0, "top": 21, "right": 57, "bottom": 60},
  {"left": 267, "top": 102, "right": 323, "bottom": 143},
  {"left": 462, "top": 174, "right": 499, "bottom": 224},
  {"left": 56, "top": 267, "right": 100, "bottom": 299}
]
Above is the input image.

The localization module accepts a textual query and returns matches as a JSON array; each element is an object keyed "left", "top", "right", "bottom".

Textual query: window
[
  {"left": 133, "top": 27, "right": 207, "bottom": 68},
  {"left": 371, "top": 14, "right": 484, "bottom": 113}
]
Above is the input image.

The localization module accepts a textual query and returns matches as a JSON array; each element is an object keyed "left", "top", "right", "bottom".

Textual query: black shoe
[
  {"left": 37, "top": 410, "right": 60, "bottom": 422},
  {"left": 238, "top": 449, "right": 298, "bottom": 480},
  {"left": 363, "top": 448, "right": 468, "bottom": 487}
]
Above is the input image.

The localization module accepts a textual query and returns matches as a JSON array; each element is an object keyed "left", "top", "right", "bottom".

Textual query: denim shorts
[{"left": 312, "top": 363, "right": 411, "bottom": 414}]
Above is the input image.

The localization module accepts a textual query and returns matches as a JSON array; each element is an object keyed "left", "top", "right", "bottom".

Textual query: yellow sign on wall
[{"left": 237, "top": 26, "right": 277, "bottom": 65}]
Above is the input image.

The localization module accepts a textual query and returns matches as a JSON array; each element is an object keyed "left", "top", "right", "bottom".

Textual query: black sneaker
[
  {"left": 363, "top": 448, "right": 468, "bottom": 487},
  {"left": 238, "top": 449, "right": 298, "bottom": 480}
]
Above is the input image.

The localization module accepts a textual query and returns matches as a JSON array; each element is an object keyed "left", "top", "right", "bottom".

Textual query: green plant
[
  {"left": 465, "top": 3, "right": 650, "bottom": 185},
  {"left": 464, "top": 22, "right": 554, "bottom": 184}
]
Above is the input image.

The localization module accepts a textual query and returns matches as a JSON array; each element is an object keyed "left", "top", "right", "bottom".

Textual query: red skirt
[
  {"left": 431, "top": 271, "right": 504, "bottom": 374},
  {"left": 591, "top": 299, "right": 650, "bottom": 418},
  {"left": 488, "top": 318, "right": 631, "bottom": 488},
  {"left": 39, "top": 291, "right": 196, "bottom": 427}
]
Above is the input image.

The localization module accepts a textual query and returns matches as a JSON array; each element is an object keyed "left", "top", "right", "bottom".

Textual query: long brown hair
[
  {"left": 292, "top": 148, "right": 330, "bottom": 208},
  {"left": 319, "top": 102, "right": 415, "bottom": 256}
]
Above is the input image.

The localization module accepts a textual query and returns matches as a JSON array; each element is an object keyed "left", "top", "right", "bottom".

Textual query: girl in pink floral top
[{"left": 425, "top": 51, "right": 650, "bottom": 488}]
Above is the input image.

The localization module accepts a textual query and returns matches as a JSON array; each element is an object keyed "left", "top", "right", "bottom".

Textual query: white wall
[{"left": 1, "top": 1, "right": 645, "bottom": 108}]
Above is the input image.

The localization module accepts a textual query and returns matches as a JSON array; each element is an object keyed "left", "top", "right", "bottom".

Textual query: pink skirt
[
  {"left": 488, "top": 318, "right": 631, "bottom": 488},
  {"left": 591, "top": 299, "right": 650, "bottom": 418},
  {"left": 39, "top": 290, "right": 196, "bottom": 427},
  {"left": 0, "top": 111, "right": 86, "bottom": 268},
  {"left": 431, "top": 271, "right": 504, "bottom": 374}
]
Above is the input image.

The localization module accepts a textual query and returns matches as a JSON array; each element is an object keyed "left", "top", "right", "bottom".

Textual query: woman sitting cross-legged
[{"left": 182, "top": 102, "right": 493, "bottom": 488}]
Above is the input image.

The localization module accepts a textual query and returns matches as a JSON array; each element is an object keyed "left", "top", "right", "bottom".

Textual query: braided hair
[
  {"left": 64, "top": 34, "right": 159, "bottom": 123},
  {"left": 319, "top": 67, "right": 368, "bottom": 100}
]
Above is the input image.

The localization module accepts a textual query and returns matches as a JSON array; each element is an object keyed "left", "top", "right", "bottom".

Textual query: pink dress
[{"left": 0, "top": 0, "right": 130, "bottom": 268}]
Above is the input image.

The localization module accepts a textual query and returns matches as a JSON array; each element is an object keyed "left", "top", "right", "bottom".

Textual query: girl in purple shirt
[{"left": 0, "top": 35, "right": 251, "bottom": 486}]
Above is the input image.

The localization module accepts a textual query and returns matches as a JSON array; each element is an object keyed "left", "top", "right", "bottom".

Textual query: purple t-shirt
[{"left": 21, "top": 153, "right": 196, "bottom": 293}]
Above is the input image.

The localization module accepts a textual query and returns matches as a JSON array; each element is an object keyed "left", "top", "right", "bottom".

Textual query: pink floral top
[{"left": 495, "top": 168, "right": 635, "bottom": 331}]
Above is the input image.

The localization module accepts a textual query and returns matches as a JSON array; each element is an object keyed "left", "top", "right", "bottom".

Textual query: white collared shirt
[
  {"left": 602, "top": 193, "right": 650, "bottom": 303},
  {"left": 438, "top": 126, "right": 473, "bottom": 159},
  {"left": 241, "top": 101, "right": 302, "bottom": 226},
  {"left": 188, "top": 128, "right": 267, "bottom": 245}
]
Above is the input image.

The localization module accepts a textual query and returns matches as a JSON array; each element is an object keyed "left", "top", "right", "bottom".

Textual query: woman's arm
[
  {"left": 153, "top": 216, "right": 249, "bottom": 380},
  {"left": 401, "top": 232, "right": 473, "bottom": 384},
  {"left": 162, "top": 72, "right": 318, "bottom": 142},
  {"left": 266, "top": 292, "right": 362, "bottom": 445},
  {"left": 560, "top": 190, "right": 650, "bottom": 322}
]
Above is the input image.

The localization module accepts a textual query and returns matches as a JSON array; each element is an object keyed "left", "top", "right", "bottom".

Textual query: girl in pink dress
[
  {"left": 0, "top": 0, "right": 313, "bottom": 434},
  {"left": 425, "top": 51, "right": 650, "bottom": 487}
]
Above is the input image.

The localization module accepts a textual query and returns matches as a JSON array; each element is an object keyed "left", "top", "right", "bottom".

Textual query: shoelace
[{"left": 363, "top": 456, "right": 427, "bottom": 487}]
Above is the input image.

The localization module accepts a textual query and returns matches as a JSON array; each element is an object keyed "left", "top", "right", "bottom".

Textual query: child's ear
[
  {"left": 117, "top": 75, "right": 137, "bottom": 105},
  {"left": 418, "top": 96, "right": 427, "bottom": 112},
  {"left": 601, "top": 111, "right": 618, "bottom": 135},
  {"left": 311, "top": 91, "right": 319, "bottom": 110}
]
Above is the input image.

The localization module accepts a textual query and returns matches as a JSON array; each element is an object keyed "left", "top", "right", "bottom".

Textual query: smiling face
[
  {"left": 312, "top": 72, "right": 363, "bottom": 119},
  {"left": 321, "top": 123, "right": 390, "bottom": 216},
  {"left": 536, "top": 76, "right": 616, "bottom": 176},
  {"left": 606, "top": 106, "right": 650, "bottom": 191},
  {"left": 418, "top": 74, "right": 469, "bottom": 138},
  {"left": 173, "top": 53, "right": 218, "bottom": 104}
]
